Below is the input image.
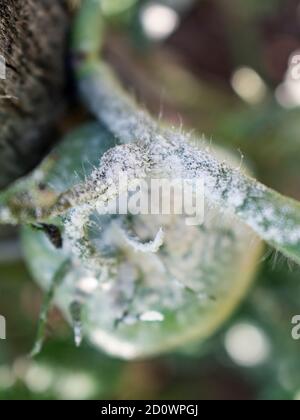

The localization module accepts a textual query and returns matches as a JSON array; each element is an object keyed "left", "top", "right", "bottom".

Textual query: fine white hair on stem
[
  {"left": 62, "top": 141, "right": 153, "bottom": 270},
  {"left": 76, "top": 61, "right": 300, "bottom": 264},
  {"left": 0, "top": 0, "right": 299, "bottom": 270},
  {"left": 1, "top": 59, "right": 300, "bottom": 265}
]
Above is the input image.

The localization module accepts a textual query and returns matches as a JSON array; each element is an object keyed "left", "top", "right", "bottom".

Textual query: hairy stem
[
  {"left": 1, "top": 0, "right": 300, "bottom": 266},
  {"left": 71, "top": 0, "right": 300, "bottom": 264}
]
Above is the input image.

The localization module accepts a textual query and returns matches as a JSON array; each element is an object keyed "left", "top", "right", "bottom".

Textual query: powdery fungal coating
[
  {"left": 2, "top": 0, "right": 296, "bottom": 355},
  {"left": 23, "top": 192, "right": 261, "bottom": 357},
  {"left": 76, "top": 63, "right": 300, "bottom": 260},
  {"left": 3, "top": 62, "right": 299, "bottom": 266},
  {"left": 1, "top": 59, "right": 299, "bottom": 261},
  {"left": 1, "top": 63, "right": 300, "bottom": 268},
  {"left": 66, "top": 142, "right": 150, "bottom": 205},
  {"left": 62, "top": 142, "right": 156, "bottom": 269},
  {"left": 11, "top": 115, "right": 263, "bottom": 354}
]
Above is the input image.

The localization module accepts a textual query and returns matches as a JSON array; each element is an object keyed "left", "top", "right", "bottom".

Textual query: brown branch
[{"left": 0, "top": 0, "right": 69, "bottom": 189}]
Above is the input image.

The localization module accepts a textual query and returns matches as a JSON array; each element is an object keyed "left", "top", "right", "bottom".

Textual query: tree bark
[{"left": 0, "top": 0, "right": 69, "bottom": 189}]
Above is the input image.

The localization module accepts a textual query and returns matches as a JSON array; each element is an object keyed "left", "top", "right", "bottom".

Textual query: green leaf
[{"left": 21, "top": 123, "right": 263, "bottom": 359}]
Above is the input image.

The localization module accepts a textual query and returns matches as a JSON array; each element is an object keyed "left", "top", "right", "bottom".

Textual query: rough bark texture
[{"left": 0, "top": 0, "right": 69, "bottom": 189}]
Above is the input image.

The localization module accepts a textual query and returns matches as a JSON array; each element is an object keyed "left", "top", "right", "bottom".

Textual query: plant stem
[{"left": 71, "top": 0, "right": 300, "bottom": 265}]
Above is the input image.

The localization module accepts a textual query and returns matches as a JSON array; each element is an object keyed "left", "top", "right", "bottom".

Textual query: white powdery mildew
[
  {"left": 162, "top": 142, "right": 300, "bottom": 248},
  {"left": 64, "top": 205, "right": 92, "bottom": 261},
  {"left": 243, "top": 201, "right": 300, "bottom": 246},
  {"left": 64, "top": 204, "right": 116, "bottom": 275},
  {"left": 68, "top": 142, "right": 150, "bottom": 206},
  {"left": 79, "top": 63, "right": 300, "bottom": 254}
]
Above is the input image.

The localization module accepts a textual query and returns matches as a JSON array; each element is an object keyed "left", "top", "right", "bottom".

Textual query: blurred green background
[{"left": 1, "top": 0, "right": 300, "bottom": 400}]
